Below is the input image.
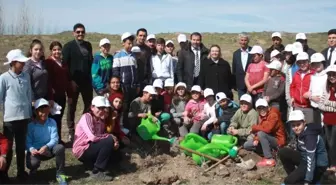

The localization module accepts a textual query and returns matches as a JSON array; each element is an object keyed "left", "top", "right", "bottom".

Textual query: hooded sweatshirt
[
  {"left": 91, "top": 52, "right": 113, "bottom": 92},
  {"left": 215, "top": 101, "right": 239, "bottom": 123}
]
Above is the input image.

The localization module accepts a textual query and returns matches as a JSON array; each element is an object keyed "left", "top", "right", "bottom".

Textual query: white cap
[
  {"left": 153, "top": 79, "right": 163, "bottom": 89},
  {"left": 203, "top": 88, "right": 214, "bottom": 98},
  {"left": 270, "top": 50, "right": 280, "bottom": 58},
  {"left": 255, "top": 98, "right": 269, "bottom": 108},
  {"left": 99, "top": 38, "right": 110, "bottom": 47},
  {"left": 177, "top": 34, "right": 187, "bottom": 43},
  {"left": 165, "top": 40, "right": 174, "bottom": 46},
  {"left": 292, "top": 42, "right": 303, "bottom": 55},
  {"left": 296, "top": 33, "right": 307, "bottom": 40},
  {"left": 249, "top": 45, "right": 263, "bottom": 55},
  {"left": 146, "top": 34, "right": 156, "bottom": 41},
  {"left": 310, "top": 53, "right": 325, "bottom": 63},
  {"left": 121, "top": 32, "right": 134, "bottom": 42},
  {"left": 164, "top": 78, "right": 174, "bottom": 87},
  {"left": 92, "top": 96, "right": 108, "bottom": 107},
  {"left": 4, "top": 49, "right": 29, "bottom": 65},
  {"left": 143, "top": 85, "right": 157, "bottom": 95},
  {"left": 296, "top": 52, "right": 309, "bottom": 61},
  {"left": 271, "top": 32, "right": 282, "bottom": 39},
  {"left": 175, "top": 82, "right": 186, "bottom": 89},
  {"left": 240, "top": 94, "right": 252, "bottom": 104},
  {"left": 326, "top": 65, "right": 336, "bottom": 73},
  {"left": 288, "top": 110, "right": 305, "bottom": 122},
  {"left": 216, "top": 92, "right": 228, "bottom": 102},
  {"left": 266, "top": 60, "right": 282, "bottom": 71},
  {"left": 131, "top": 46, "right": 141, "bottom": 53},
  {"left": 34, "top": 98, "right": 49, "bottom": 109},
  {"left": 284, "top": 44, "right": 293, "bottom": 52},
  {"left": 191, "top": 85, "right": 202, "bottom": 93}
]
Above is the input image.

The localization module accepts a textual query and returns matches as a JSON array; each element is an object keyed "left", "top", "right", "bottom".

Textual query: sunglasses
[{"left": 75, "top": 30, "right": 85, "bottom": 34}]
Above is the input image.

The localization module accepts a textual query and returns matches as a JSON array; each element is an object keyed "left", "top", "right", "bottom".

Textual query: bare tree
[
  {"left": 0, "top": 0, "right": 5, "bottom": 35},
  {"left": 18, "top": 0, "right": 31, "bottom": 34}
]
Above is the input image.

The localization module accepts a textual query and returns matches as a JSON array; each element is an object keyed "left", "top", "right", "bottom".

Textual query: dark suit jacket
[
  {"left": 232, "top": 47, "right": 252, "bottom": 91},
  {"left": 321, "top": 47, "right": 334, "bottom": 68}
]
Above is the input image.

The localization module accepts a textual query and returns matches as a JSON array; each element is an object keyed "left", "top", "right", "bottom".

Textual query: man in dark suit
[
  {"left": 62, "top": 23, "right": 93, "bottom": 143},
  {"left": 176, "top": 32, "right": 209, "bottom": 90},
  {"left": 232, "top": 34, "right": 253, "bottom": 98},
  {"left": 321, "top": 29, "right": 336, "bottom": 68}
]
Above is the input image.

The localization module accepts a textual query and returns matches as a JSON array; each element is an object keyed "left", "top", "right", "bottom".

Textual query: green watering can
[
  {"left": 192, "top": 143, "right": 229, "bottom": 165},
  {"left": 180, "top": 133, "right": 209, "bottom": 156},
  {"left": 210, "top": 134, "right": 238, "bottom": 149},
  {"left": 136, "top": 113, "right": 176, "bottom": 144}
]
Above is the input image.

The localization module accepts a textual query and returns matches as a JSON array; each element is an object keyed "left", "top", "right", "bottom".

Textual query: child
[
  {"left": 92, "top": 38, "right": 113, "bottom": 95},
  {"left": 278, "top": 110, "right": 328, "bottom": 184},
  {"left": 162, "top": 78, "right": 175, "bottom": 112},
  {"left": 318, "top": 65, "right": 336, "bottom": 172},
  {"left": 150, "top": 38, "right": 174, "bottom": 82},
  {"left": 152, "top": 79, "right": 165, "bottom": 117},
  {"left": 270, "top": 49, "right": 281, "bottom": 62},
  {"left": 0, "top": 49, "right": 32, "bottom": 181},
  {"left": 165, "top": 40, "right": 178, "bottom": 84},
  {"left": 200, "top": 88, "right": 217, "bottom": 138},
  {"left": 263, "top": 60, "right": 285, "bottom": 110},
  {"left": 244, "top": 98, "right": 286, "bottom": 167},
  {"left": 290, "top": 52, "right": 315, "bottom": 124},
  {"left": 227, "top": 94, "right": 258, "bottom": 144},
  {"left": 107, "top": 76, "right": 123, "bottom": 98},
  {"left": 26, "top": 98, "right": 67, "bottom": 184},
  {"left": 0, "top": 133, "right": 9, "bottom": 184},
  {"left": 245, "top": 45, "right": 270, "bottom": 106},
  {"left": 182, "top": 85, "right": 206, "bottom": 135},
  {"left": 131, "top": 46, "right": 141, "bottom": 60}
]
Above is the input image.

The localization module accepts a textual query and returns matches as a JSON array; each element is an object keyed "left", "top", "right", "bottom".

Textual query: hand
[
  {"left": 290, "top": 98, "right": 294, "bottom": 106},
  {"left": 303, "top": 92, "right": 311, "bottom": 99},
  {"left": 48, "top": 100, "right": 55, "bottom": 107},
  {"left": 31, "top": 149, "right": 39, "bottom": 156},
  {"left": 121, "top": 136, "right": 131, "bottom": 145},
  {"left": 183, "top": 117, "right": 191, "bottom": 125},
  {"left": 0, "top": 156, "right": 7, "bottom": 171},
  {"left": 311, "top": 96, "right": 320, "bottom": 103},
  {"left": 213, "top": 118, "right": 218, "bottom": 124},
  {"left": 138, "top": 113, "right": 148, "bottom": 118},
  {"left": 231, "top": 129, "right": 238, "bottom": 136},
  {"left": 151, "top": 116, "right": 158, "bottom": 123},
  {"left": 112, "top": 111, "right": 118, "bottom": 120},
  {"left": 111, "top": 135, "right": 119, "bottom": 150},
  {"left": 201, "top": 124, "right": 207, "bottom": 131},
  {"left": 227, "top": 127, "right": 233, "bottom": 134},
  {"left": 38, "top": 146, "right": 48, "bottom": 155},
  {"left": 71, "top": 81, "right": 78, "bottom": 92},
  {"left": 252, "top": 90, "right": 257, "bottom": 95},
  {"left": 67, "top": 98, "right": 73, "bottom": 104},
  {"left": 253, "top": 140, "right": 259, "bottom": 146},
  {"left": 155, "top": 111, "right": 162, "bottom": 117},
  {"left": 247, "top": 86, "right": 254, "bottom": 93},
  {"left": 264, "top": 96, "right": 270, "bottom": 102}
]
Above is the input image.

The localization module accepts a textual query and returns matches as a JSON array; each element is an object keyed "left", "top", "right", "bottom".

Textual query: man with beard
[
  {"left": 264, "top": 32, "right": 285, "bottom": 63},
  {"left": 295, "top": 33, "right": 316, "bottom": 57},
  {"left": 321, "top": 29, "right": 336, "bottom": 68}
]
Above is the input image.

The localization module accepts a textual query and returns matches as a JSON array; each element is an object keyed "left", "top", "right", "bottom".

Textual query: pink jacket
[
  {"left": 183, "top": 98, "right": 206, "bottom": 123},
  {"left": 72, "top": 113, "right": 109, "bottom": 159}
]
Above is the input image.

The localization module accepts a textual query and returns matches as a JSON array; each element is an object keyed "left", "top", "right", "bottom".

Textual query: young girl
[
  {"left": 45, "top": 41, "right": 73, "bottom": 144},
  {"left": 162, "top": 78, "right": 174, "bottom": 112},
  {"left": 182, "top": 85, "right": 206, "bottom": 136},
  {"left": 200, "top": 88, "right": 217, "bottom": 139},
  {"left": 170, "top": 82, "right": 190, "bottom": 138}
]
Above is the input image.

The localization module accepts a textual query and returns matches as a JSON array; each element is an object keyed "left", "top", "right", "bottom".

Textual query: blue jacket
[
  {"left": 215, "top": 101, "right": 239, "bottom": 123},
  {"left": 112, "top": 49, "right": 138, "bottom": 87},
  {"left": 91, "top": 52, "right": 113, "bottom": 92}
]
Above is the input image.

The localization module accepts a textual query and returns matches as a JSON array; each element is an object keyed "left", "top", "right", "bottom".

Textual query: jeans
[
  {"left": 51, "top": 94, "right": 66, "bottom": 142},
  {"left": 324, "top": 125, "right": 336, "bottom": 166},
  {"left": 237, "top": 89, "right": 247, "bottom": 100},
  {"left": 244, "top": 131, "right": 278, "bottom": 159}
]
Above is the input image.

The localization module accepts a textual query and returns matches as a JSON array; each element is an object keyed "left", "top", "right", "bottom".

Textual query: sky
[{"left": 2, "top": 0, "right": 336, "bottom": 34}]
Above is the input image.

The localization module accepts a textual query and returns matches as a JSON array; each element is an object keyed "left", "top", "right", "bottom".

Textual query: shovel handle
[{"left": 177, "top": 145, "right": 220, "bottom": 162}]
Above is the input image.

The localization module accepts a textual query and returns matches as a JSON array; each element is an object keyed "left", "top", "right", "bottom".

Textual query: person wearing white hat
[
  {"left": 176, "top": 34, "right": 189, "bottom": 58},
  {"left": 26, "top": 98, "right": 67, "bottom": 184},
  {"left": 282, "top": 44, "right": 295, "bottom": 75},
  {"left": 244, "top": 98, "right": 286, "bottom": 167},
  {"left": 264, "top": 32, "right": 285, "bottom": 63},
  {"left": 146, "top": 34, "right": 156, "bottom": 52},
  {"left": 151, "top": 38, "right": 174, "bottom": 82},
  {"left": 131, "top": 46, "right": 142, "bottom": 61},
  {"left": 162, "top": 78, "right": 175, "bottom": 111},
  {"left": 165, "top": 40, "right": 178, "bottom": 83},
  {"left": 0, "top": 49, "right": 31, "bottom": 181},
  {"left": 200, "top": 88, "right": 217, "bottom": 136},
  {"left": 295, "top": 33, "right": 316, "bottom": 58},
  {"left": 278, "top": 110, "right": 328, "bottom": 185},
  {"left": 270, "top": 49, "right": 281, "bottom": 62},
  {"left": 321, "top": 29, "right": 336, "bottom": 68}
]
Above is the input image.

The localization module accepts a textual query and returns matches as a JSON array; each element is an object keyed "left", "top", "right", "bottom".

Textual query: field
[{"left": 0, "top": 31, "right": 333, "bottom": 185}]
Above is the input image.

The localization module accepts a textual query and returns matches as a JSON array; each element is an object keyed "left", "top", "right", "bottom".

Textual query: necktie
[
  {"left": 329, "top": 47, "right": 335, "bottom": 64},
  {"left": 194, "top": 48, "right": 200, "bottom": 77}
]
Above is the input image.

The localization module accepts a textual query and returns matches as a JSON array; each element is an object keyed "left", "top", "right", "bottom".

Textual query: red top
[
  {"left": 246, "top": 61, "right": 270, "bottom": 93},
  {"left": 290, "top": 70, "right": 315, "bottom": 108},
  {"left": 161, "top": 91, "right": 173, "bottom": 112},
  {"left": 323, "top": 88, "right": 336, "bottom": 125},
  {"left": 0, "top": 133, "right": 9, "bottom": 155},
  {"left": 108, "top": 92, "right": 126, "bottom": 139}
]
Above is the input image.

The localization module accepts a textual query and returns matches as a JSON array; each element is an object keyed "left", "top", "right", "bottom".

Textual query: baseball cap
[
  {"left": 216, "top": 92, "right": 228, "bottom": 102},
  {"left": 4, "top": 49, "right": 29, "bottom": 65},
  {"left": 164, "top": 78, "right": 174, "bottom": 87},
  {"left": 296, "top": 33, "right": 307, "bottom": 40},
  {"left": 287, "top": 110, "right": 305, "bottom": 122},
  {"left": 271, "top": 32, "right": 282, "bottom": 39},
  {"left": 292, "top": 42, "right": 303, "bottom": 55},
  {"left": 99, "top": 38, "right": 110, "bottom": 47},
  {"left": 266, "top": 60, "right": 282, "bottom": 71},
  {"left": 92, "top": 96, "right": 107, "bottom": 107},
  {"left": 175, "top": 82, "right": 187, "bottom": 92},
  {"left": 310, "top": 53, "right": 325, "bottom": 63},
  {"left": 296, "top": 52, "right": 309, "bottom": 61},
  {"left": 143, "top": 85, "right": 157, "bottom": 95},
  {"left": 34, "top": 98, "right": 50, "bottom": 109},
  {"left": 131, "top": 46, "right": 141, "bottom": 53},
  {"left": 146, "top": 34, "right": 156, "bottom": 41},
  {"left": 325, "top": 65, "right": 336, "bottom": 73},
  {"left": 191, "top": 85, "right": 202, "bottom": 93},
  {"left": 177, "top": 34, "right": 187, "bottom": 43},
  {"left": 203, "top": 88, "right": 214, "bottom": 98},
  {"left": 240, "top": 94, "right": 252, "bottom": 104},
  {"left": 153, "top": 79, "right": 163, "bottom": 89},
  {"left": 121, "top": 32, "right": 134, "bottom": 42},
  {"left": 255, "top": 98, "right": 269, "bottom": 108},
  {"left": 165, "top": 40, "right": 174, "bottom": 46},
  {"left": 270, "top": 50, "right": 280, "bottom": 58},
  {"left": 284, "top": 44, "right": 293, "bottom": 52},
  {"left": 249, "top": 45, "right": 263, "bottom": 55}
]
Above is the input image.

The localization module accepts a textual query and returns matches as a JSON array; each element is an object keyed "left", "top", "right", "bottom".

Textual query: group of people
[{"left": 0, "top": 22, "right": 335, "bottom": 185}]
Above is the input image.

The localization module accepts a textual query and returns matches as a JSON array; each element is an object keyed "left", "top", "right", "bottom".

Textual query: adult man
[
  {"left": 232, "top": 34, "right": 253, "bottom": 98},
  {"left": 295, "top": 33, "right": 316, "bottom": 57},
  {"left": 321, "top": 29, "right": 336, "bottom": 68},
  {"left": 264, "top": 32, "right": 285, "bottom": 63},
  {"left": 146, "top": 34, "right": 156, "bottom": 54},
  {"left": 176, "top": 32, "right": 209, "bottom": 89},
  {"left": 62, "top": 23, "right": 93, "bottom": 143}
]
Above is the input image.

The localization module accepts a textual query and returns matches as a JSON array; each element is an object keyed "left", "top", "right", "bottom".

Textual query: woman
[
  {"left": 45, "top": 41, "right": 73, "bottom": 144},
  {"left": 198, "top": 45, "right": 233, "bottom": 99}
]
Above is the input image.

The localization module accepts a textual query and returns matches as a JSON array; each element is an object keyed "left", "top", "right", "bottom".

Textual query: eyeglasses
[{"left": 75, "top": 30, "right": 85, "bottom": 34}]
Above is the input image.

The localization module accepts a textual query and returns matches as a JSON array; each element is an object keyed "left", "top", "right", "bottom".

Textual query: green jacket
[{"left": 229, "top": 108, "right": 258, "bottom": 137}]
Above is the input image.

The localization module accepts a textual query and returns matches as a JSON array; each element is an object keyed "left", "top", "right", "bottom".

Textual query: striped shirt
[{"left": 112, "top": 49, "right": 139, "bottom": 87}]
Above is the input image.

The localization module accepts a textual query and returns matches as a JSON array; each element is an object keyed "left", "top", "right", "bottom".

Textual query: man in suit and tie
[
  {"left": 321, "top": 29, "right": 336, "bottom": 68},
  {"left": 232, "top": 34, "right": 253, "bottom": 98}
]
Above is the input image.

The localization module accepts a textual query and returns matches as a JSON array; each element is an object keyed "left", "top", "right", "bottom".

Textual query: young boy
[
  {"left": 200, "top": 88, "right": 217, "bottom": 138},
  {"left": 278, "top": 110, "right": 328, "bottom": 185},
  {"left": 244, "top": 98, "right": 286, "bottom": 167},
  {"left": 92, "top": 38, "right": 113, "bottom": 95},
  {"left": 263, "top": 60, "right": 285, "bottom": 110},
  {"left": 0, "top": 49, "right": 32, "bottom": 181},
  {"left": 0, "top": 133, "right": 9, "bottom": 184},
  {"left": 270, "top": 49, "right": 281, "bottom": 62},
  {"left": 26, "top": 98, "right": 67, "bottom": 184},
  {"left": 162, "top": 78, "right": 175, "bottom": 112},
  {"left": 150, "top": 38, "right": 174, "bottom": 82},
  {"left": 165, "top": 40, "right": 178, "bottom": 84}
]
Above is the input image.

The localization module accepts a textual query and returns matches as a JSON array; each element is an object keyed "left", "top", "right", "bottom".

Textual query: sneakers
[
  {"left": 17, "top": 171, "right": 29, "bottom": 181},
  {"left": 56, "top": 174, "right": 68, "bottom": 185},
  {"left": 90, "top": 171, "right": 113, "bottom": 181},
  {"left": 256, "top": 158, "right": 276, "bottom": 167}
]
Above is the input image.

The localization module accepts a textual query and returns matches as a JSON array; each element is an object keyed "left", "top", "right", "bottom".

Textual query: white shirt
[
  {"left": 150, "top": 53, "right": 174, "bottom": 81},
  {"left": 327, "top": 48, "right": 336, "bottom": 66},
  {"left": 240, "top": 48, "right": 249, "bottom": 71},
  {"left": 203, "top": 102, "right": 217, "bottom": 126},
  {"left": 309, "top": 71, "right": 328, "bottom": 108}
]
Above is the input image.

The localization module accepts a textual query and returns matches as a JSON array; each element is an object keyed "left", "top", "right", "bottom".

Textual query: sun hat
[
  {"left": 249, "top": 45, "right": 263, "bottom": 55},
  {"left": 288, "top": 110, "right": 305, "bottom": 122},
  {"left": 99, "top": 38, "right": 110, "bottom": 47},
  {"left": 143, "top": 85, "right": 157, "bottom": 95},
  {"left": 203, "top": 88, "right": 214, "bottom": 98},
  {"left": 153, "top": 79, "right": 163, "bottom": 89},
  {"left": 271, "top": 32, "right": 282, "bottom": 39},
  {"left": 255, "top": 98, "right": 269, "bottom": 108},
  {"left": 240, "top": 94, "right": 252, "bottom": 104},
  {"left": 4, "top": 49, "right": 29, "bottom": 65},
  {"left": 216, "top": 92, "right": 228, "bottom": 102}
]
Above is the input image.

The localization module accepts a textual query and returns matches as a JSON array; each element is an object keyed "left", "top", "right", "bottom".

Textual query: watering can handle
[
  {"left": 232, "top": 136, "right": 238, "bottom": 146},
  {"left": 146, "top": 113, "right": 161, "bottom": 125}
]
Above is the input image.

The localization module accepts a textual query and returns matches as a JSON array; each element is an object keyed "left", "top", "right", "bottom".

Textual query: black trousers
[
  {"left": 3, "top": 119, "right": 29, "bottom": 176},
  {"left": 324, "top": 125, "right": 336, "bottom": 166},
  {"left": 51, "top": 94, "right": 66, "bottom": 142},
  {"left": 67, "top": 84, "right": 93, "bottom": 136},
  {"left": 278, "top": 147, "right": 326, "bottom": 184},
  {"left": 122, "top": 85, "right": 137, "bottom": 131}
]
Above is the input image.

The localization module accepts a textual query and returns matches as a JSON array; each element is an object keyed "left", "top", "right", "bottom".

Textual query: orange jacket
[{"left": 252, "top": 107, "right": 286, "bottom": 147}]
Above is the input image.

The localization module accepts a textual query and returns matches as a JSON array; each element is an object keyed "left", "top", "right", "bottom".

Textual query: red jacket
[
  {"left": 290, "top": 70, "right": 315, "bottom": 107},
  {"left": 0, "top": 133, "right": 9, "bottom": 156}
]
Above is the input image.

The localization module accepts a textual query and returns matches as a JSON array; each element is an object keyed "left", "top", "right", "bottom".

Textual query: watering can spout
[{"left": 152, "top": 135, "right": 177, "bottom": 144}]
